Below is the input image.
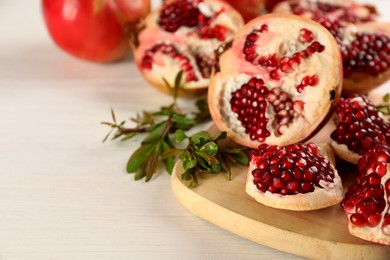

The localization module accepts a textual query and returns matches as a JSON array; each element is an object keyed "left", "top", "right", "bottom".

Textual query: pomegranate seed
[
  {"left": 300, "top": 28, "right": 314, "bottom": 43},
  {"left": 350, "top": 213, "right": 366, "bottom": 227}
]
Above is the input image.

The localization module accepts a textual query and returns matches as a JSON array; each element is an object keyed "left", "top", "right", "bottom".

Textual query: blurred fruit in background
[{"left": 42, "top": 0, "right": 150, "bottom": 62}]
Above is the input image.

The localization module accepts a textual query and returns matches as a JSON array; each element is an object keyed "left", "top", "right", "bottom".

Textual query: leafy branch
[{"left": 102, "top": 71, "right": 249, "bottom": 184}]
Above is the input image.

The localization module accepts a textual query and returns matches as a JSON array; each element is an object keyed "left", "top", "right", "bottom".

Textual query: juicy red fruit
[
  {"left": 250, "top": 143, "right": 335, "bottom": 195},
  {"left": 331, "top": 94, "right": 390, "bottom": 156},
  {"left": 42, "top": 0, "right": 149, "bottom": 62},
  {"left": 232, "top": 25, "right": 325, "bottom": 142},
  {"left": 342, "top": 145, "right": 390, "bottom": 240}
]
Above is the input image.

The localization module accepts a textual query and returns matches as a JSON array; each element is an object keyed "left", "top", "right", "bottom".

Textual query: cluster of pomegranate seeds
[
  {"left": 250, "top": 143, "right": 335, "bottom": 195},
  {"left": 287, "top": 1, "right": 390, "bottom": 78},
  {"left": 289, "top": 1, "right": 374, "bottom": 24},
  {"left": 342, "top": 33, "right": 390, "bottom": 77},
  {"left": 330, "top": 94, "right": 390, "bottom": 155},
  {"left": 158, "top": 0, "right": 204, "bottom": 32},
  {"left": 141, "top": 43, "right": 198, "bottom": 82},
  {"left": 158, "top": 0, "right": 229, "bottom": 42},
  {"left": 230, "top": 78, "right": 304, "bottom": 141},
  {"left": 243, "top": 25, "right": 324, "bottom": 81},
  {"left": 296, "top": 75, "right": 318, "bottom": 93},
  {"left": 342, "top": 145, "right": 390, "bottom": 233},
  {"left": 199, "top": 24, "right": 228, "bottom": 41}
]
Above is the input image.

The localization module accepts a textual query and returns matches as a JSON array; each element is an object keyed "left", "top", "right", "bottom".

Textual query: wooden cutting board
[{"left": 171, "top": 150, "right": 390, "bottom": 259}]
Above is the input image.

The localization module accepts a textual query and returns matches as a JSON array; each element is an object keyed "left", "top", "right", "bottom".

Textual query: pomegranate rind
[
  {"left": 246, "top": 143, "right": 343, "bottom": 211},
  {"left": 133, "top": 0, "right": 244, "bottom": 97},
  {"left": 209, "top": 13, "right": 342, "bottom": 148}
]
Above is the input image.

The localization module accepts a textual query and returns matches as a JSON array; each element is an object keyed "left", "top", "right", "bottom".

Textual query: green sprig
[{"left": 102, "top": 71, "right": 249, "bottom": 184}]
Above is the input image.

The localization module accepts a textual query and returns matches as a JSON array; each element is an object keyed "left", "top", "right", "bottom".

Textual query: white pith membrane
[
  {"left": 245, "top": 143, "right": 343, "bottom": 211},
  {"left": 134, "top": 0, "right": 244, "bottom": 90},
  {"left": 209, "top": 14, "right": 341, "bottom": 147},
  {"left": 343, "top": 152, "right": 390, "bottom": 245}
]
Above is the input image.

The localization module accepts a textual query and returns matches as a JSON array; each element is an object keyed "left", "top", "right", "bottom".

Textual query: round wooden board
[{"left": 171, "top": 158, "right": 390, "bottom": 259}]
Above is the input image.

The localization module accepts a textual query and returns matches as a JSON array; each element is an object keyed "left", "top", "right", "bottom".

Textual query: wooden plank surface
[{"left": 171, "top": 144, "right": 390, "bottom": 260}]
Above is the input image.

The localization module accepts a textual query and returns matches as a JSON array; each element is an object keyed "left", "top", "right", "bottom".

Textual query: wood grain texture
[{"left": 172, "top": 161, "right": 390, "bottom": 259}]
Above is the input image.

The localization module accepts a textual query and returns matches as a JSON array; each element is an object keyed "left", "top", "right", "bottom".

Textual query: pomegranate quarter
[
  {"left": 208, "top": 14, "right": 342, "bottom": 148},
  {"left": 246, "top": 143, "right": 343, "bottom": 210},
  {"left": 342, "top": 145, "right": 390, "bottom": 245},
  {"left": 133, "top": 0, "right": 244, "bottom": 97}
]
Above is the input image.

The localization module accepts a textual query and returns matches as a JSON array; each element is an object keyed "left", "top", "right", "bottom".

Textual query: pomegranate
[
  {"left": 330, "top": 94, "right": 390, "bottom": 164},
  {"left": 133, "top": 0, "right": 244, "bottom": 97},
  {"left": 42, "top": 0, "right": 150, "bottom": 62},
  {"left": 222, "top": 0, "right": 265, "bottom": 22},
  {"left": 273, "top": 0, "right": 390, "bottom": 94},
  {"left": 341, "top": 145, "right": 390, "bottom": 245},
  {"left": 208, "top": 13, "right": 342, "bottom": 148},
  {"left": 246, "top": 143, "right": 343, "bottom": 210}
]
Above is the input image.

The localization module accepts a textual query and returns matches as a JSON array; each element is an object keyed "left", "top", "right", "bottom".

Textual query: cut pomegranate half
[
  {"left": 273, "top": 0, "right": 390, "bottom": 95},
  {"left": 246, "top": 143, "right": 343, "bottom": 210},
  {"left": 330, "top": 94, "right": 390, "bottom": 164},
  {"left": 341, "top": 145, "right": 390, "bottom": 245},
  {"left": 133, "top": 0, "right": 244, "bottom": 97},
  {"left": 208, "top": 13, "right": 342, "bottom": 148}
]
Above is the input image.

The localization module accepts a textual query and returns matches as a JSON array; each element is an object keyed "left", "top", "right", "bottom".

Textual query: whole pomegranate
[
  {"left": 222, "top": 0, "right": 265, "bottom": 22},
  {"left": 42, "top": 0, "right": 150, "bottom": 62},
  {"left": 273, "top": 0, "right": 390, "bottom": 94},
  {"left": 342, "top": 145, "right": 390, "bottom": 245},
  {"left": 208, "top": 13, "right": 342, "bottom": 148},
  {"left": 247, "top": 143, "right": 343, "bottom": 210},
  {"left": 330, "top": 94, "right": 390, "bottom": 164},
  {"left": 133, "top": 0, "right": 244, "bottom": 97}
]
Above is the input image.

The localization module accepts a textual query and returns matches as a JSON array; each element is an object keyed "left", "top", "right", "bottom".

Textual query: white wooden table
[{"left": 0, "top": 0, "right": 388, "bottom": 259}]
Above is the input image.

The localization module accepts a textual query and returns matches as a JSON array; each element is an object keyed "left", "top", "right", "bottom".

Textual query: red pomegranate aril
[{"left": 351, "top": 213, "right": 367, "bottom": 227}]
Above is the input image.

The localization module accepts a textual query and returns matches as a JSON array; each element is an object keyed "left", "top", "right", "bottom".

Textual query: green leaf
[
  {"left": 134, "top": 164, "right": 146, "bottom": 180},
  {"left": 161, "top": 148, "right": 182, "bottom": 160},
  {"left": 384, "top": 93, "right": 390, "bottom": 102},
  {"left": 175, "top": 129, "right": 188, "bottom": 143},
  {"left": 181, "top": 150, "right": 197, "bottom": 171},
  {"left": 230, "top": 151, "right": 250, "bottom": 165},
  {"left": 144, "top": 148, "right": 160, "bottom": 181},
  {"left": 161, "top": 141, "right": 176, "bottom": 174},
  {"left": 172, "top": 113, "right": 195, "bottom": 127},
  {"left": 199, "top": 141, "right": 218, "bottom": 156},
  {"left": 127, "top": 142, "right": 158, "bottom": 173},
  {"left": 142, "top": 122, "right": 167, "bottom": 144},
  {"left": 190, "top": 131, "right": 211, "bottom": 145}
]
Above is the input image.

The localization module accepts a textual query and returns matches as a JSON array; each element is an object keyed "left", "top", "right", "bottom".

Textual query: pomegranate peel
[
  {"left": 133, "top": 0, "right": 244, "bottom": 97},
  {"left": 208, "top": 13, "right": 342, "bottom": 148},
  {"left": 342, "top": 145, "right": 390, "bottom": 245},
  {"left": 246, "top": 143, "right": 343, "bottom": 211}
]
